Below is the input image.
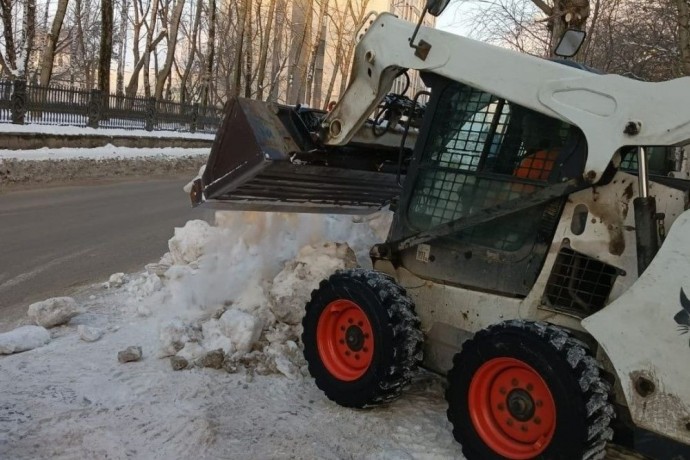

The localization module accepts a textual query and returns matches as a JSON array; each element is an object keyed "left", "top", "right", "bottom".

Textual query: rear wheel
[
  {"left": 302, "top": 268, "right": 423, "bottom": 408},
  {"left": 446, "top": 321, "right": 614, "bottom": 460}
]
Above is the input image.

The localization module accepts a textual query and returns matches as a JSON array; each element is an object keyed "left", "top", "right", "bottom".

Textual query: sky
[{"left": 436, "top": 1, "right": 480, "bottom": 37}]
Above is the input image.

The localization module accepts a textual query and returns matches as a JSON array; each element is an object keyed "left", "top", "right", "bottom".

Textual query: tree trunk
[
  {"left": 244, "top": 2, "right": 253, "bottom": 98},
  {"left": 126, "top": 0, "right": 144, "bottom": 96},
  {"left": 268, "top": 0, "right": 285, "bottom": 101},
  {"left": 580, "top": 0, "right": 600, "bottom": 62},
  {"left": 532, "top": 0, "right": 591, "bottom": 54},
  {"left": 675, "top": 0, "right": 690, "bottom": 75},
  {"left": 202, "top": 0, "right": 216, "bottom": 107},
  {"left": 256, "top": 0, "right": 276, "bottom": 100},
  {"left": 338, "top": 0, "right": 369, "bottom": 98},
  {"left": 143, "top": 0, "right": 160, "bottom": 97},
  {"left": 179, "top": 0, "right": 202, "bottom": 103},
  {"left": 16, "top": 0, "right": 36, "bottom": 79},
  {"left": 311, "top": 23, "right": 326, "bottom": 109},
  {"left": 155, "top": 0, "right": 185, "bottom": 100},
  {"left": 126, "top": 31, "right": 167, "bottom": 96},
  {"left": 232, "top": 0, "right": 249, "bottom": 98},
  {"left": 323, "top": 23, "right": 344, "bottom": 110},
  {"left": 0, "top": 0, "right": 17, "bottom": 71},
  {"left": 98, "top": 0, "right": 113, "bottom": 95},
  {"left": 305, "top": 0, "right": 328, "bottom": 107},
  {"left": 116, "top": 0, "right": 128, "bottom": 96},
  {"left": 288, "top": 0, "right": 313, "bottom": 104},
  {"left": 38, "top": 0, "right": 69, "bottom": 86}
]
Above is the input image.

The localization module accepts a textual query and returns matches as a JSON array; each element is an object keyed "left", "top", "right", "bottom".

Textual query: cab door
[{"left": 391, "top": 75, "right": 587, "bottom": 296}]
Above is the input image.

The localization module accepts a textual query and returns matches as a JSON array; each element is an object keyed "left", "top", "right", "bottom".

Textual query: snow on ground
[
  {"left": 0, "top": 210, "right": 466, "bottom": 460},
  {"left": 0, "top": 123, "right": 215, "bottom": 140},
  {"left": 0, "top": 145, "right": 210, "bottom": 161}
]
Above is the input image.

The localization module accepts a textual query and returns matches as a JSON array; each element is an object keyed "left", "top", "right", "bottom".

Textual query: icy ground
[{"left": 0, "top": 211, "right": 465, "bottom": 460}]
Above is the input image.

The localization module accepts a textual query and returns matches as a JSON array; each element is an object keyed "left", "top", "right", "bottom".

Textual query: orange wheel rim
[
  {"left": 316, "top": 299, "right": 375, "bottom": 381},
  {"left": 468, "top": 357, "right": 556, "bottom": 459}
]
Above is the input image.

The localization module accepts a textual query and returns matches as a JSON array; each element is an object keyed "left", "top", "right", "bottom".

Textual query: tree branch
[{"left": 531, "top": 0, "right": 553, "bottom": 16}]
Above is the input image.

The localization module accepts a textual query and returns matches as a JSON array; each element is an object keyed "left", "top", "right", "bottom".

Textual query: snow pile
[
  {"left": 0, "top": 325, "right": 51, "bottom": 354},
  {"left": 270, "top": 242, "right": 357, "bottom": 325},
  {"left": 106, "top": 211, "right": 393, "bottom": 378},
  {"left": 78, "top": 325, "right": 104, "bottom": 342},
  {"left": 0, "top": 209, "right": 471, "bottom": 458},
  {"left": 27, "top": 296, "right": 80, "bottom": 328},
  {"left": 0, "top": 154, "right": 207, "bottom": 189}
]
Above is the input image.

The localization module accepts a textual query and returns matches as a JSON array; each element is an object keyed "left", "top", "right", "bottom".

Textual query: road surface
[{"left": 0, "top": 177, "right": 212, "bottom": 329}]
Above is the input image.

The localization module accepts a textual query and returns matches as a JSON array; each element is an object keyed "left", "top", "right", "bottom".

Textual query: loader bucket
[{"left": 191, "top": 98, "right": 406, "bottom": 215}]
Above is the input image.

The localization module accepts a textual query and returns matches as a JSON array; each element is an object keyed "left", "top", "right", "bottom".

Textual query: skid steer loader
[{"left": 190, "top": 2, "right": 690, "bottom": 458}]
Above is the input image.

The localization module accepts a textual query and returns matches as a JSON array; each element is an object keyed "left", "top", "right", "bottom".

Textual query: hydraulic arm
[{"left": 323, "top": 13, "right": 690, "bottom": 184}]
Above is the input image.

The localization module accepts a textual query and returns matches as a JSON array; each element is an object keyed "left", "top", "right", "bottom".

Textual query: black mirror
[
  {"left": 554, "top": 29, "right": 586, "bottom": 58},
  {"left": 427, "top": 0, "right": 451, "bottom": 17}
]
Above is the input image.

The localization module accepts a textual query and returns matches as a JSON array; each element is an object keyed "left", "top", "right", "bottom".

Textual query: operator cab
[{"left": 388, "top": 73, "right": 588, "bottom": 297}]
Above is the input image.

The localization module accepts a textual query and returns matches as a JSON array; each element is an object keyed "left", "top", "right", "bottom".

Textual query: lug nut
[
  {"left": 355, "top": 354, "right": 360, "bottom": 360},
  {"left": 511, "top": 378, "right": 519, "bottom": 387},
  {"left": 363, "top": 347, "right": 369, "bottom": 352},
  {"left": 506, "top": 419, "right": 514, "bottom": 426},
  {"left": 534, "top": 417, "right": 541, "bottom": 425},
  {"left": 497, "top": 403, "right": 505, "bottom": 411},
  {"left": 348, "top": 318, "right": 353, "bottom": 324},
  {"left": 339, "top": 339, "right": 345, "bottom": 344},
  {"left": 521, "top": 425, "right": 528, "bottom": 432},
  {"left": 345, "top": 351, "right": 351, "bottom": 356},
  {"left": 358, "top": 321, "right": 364, "bottom": 327},
  {"left": 499, "top": 387, "right": 507, "bottom": 395},
  {"left": 526, "top": 383, "right": 534, "bottom": 392},
  {"left": 536, "top": 400, "right": 543, "bottom": 407}
]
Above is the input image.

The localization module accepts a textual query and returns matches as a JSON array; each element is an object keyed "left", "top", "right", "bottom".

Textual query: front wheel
[
  {"left": 302, "top": 268, "right": 423, "bottom": 408},
  {"left": 446, "top": 321, "right": 614, "bottom": 460}
]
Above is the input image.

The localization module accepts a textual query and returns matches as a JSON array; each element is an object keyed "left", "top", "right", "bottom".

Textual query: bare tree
[
  {"left": 0, "top": 0, "right": 18, "bottom": 74},
  {"left": 532, "top": 0, "right": 590, "bottom": 50},
  {"left": 305, "top": 0, "right": 329, "bottom": 107},
  {"left": 154, "top": 0, "right": 185, "bottom": 99},
  {"left": 38, "top": 0, "right": 70, "bottom": 86},
  {"left": 673, "top": 0, "right": 690, "bottom": 75},
  {"left": 232, "top": 0, "right": 249, "bottom": 97},
  {"left": 268, "top": 0, "right": 286, "bottom": 101},
  {"left": 115, "top": 0, "right": 128, "bottom": 95},
  {"left": 463, "top": 0, "right": 590, "bottom": 56},
  {"left": 578, "top": 0, "right": 681, "bottom": 80},
  {"left": 98, "top": 0, "right": 113, "bottom": 95},
  {"left": 338, "top": 0, "right": 370, "bottom": 98},
  {"left": 201, "top": 0, "right": 216, "bottom": 106},
  {"left": 287, "top": 0, "right": 314, "bottom": 104},
  {"left": 244, "top": 0, "right": 253, "bottom": 98},
  {"left": 256, "top": 0, "right": 276, "bottom": 100},
  {"left": 0, "top": 0, "right": 36, "bottom": 78},
  {"left": 142, "top": 0, "right": 160, "bottom": 97},
  {"left": 178, "top": 0, "right": 202, "bottom": 102}
]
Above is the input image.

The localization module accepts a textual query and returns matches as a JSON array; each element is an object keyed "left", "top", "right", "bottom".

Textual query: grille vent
[{"left": 543, "top": 248, "right": 619, "bottom": 315}]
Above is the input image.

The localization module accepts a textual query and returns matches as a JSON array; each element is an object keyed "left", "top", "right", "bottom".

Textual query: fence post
[
  {"left": 145, "top": 97, "right": 156, "bottom": 131},
  {"left": 191, "top": 103, "right": 199, "bottom": 133},
  {"left": 11, "top": 79, "right": 27, "bottom": 125},
  {"left": 87, "top": 89, "right": 103, "bottom": 128}
]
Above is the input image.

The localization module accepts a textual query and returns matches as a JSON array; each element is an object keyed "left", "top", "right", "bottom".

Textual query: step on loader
[{"left": 191, "top": 2, "right": 690, "bottom": 458}]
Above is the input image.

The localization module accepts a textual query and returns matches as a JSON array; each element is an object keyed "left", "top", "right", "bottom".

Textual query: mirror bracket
[{"left": 409, "top": 9, "right": 431, "bottom": 60}]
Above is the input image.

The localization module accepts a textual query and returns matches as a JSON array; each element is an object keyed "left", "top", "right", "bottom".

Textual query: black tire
[
  {"left": 302, "top": 268, "right": 423, "bottom": 408},
  {"left": 446, "top": 320, "right": 614, "bottom": 460}
]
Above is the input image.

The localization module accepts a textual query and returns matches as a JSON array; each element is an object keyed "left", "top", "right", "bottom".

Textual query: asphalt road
[{"left": 0, "top": 177, "right": 211, "bottom": 328}]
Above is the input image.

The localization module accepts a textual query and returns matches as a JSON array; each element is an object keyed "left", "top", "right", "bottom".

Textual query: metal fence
[{"left": 0, "top": 79, "right": 223, "bottom": 134}]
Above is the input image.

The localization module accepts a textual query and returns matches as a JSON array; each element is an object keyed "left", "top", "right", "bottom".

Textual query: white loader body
[{"left": 583, "top": 210, "right": 690, "bottom": 444}]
